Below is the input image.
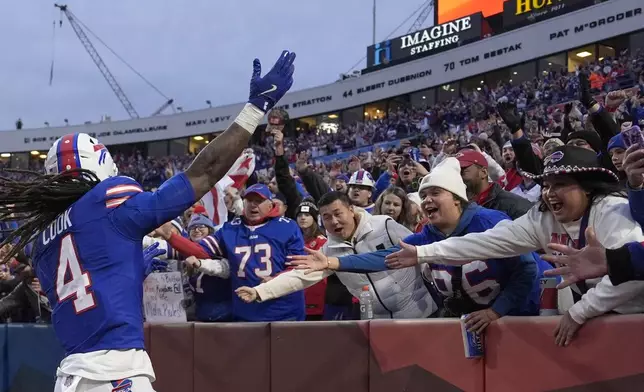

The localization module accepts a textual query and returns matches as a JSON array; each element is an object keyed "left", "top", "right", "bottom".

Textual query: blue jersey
[
  {"left": 188, "top": 270, "right": 233, "bottom": 322},
  {"left": 188, "top": 235, "right": 233, "bottom": 322},
  {"left": 32, "top": 173, "right": 196, "bottom": 355},
  {"left": 210, "top": 216, "right": 306, "bottom": 321}
]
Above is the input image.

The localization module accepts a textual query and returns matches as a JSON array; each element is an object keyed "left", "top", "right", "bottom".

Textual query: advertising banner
[
  {"left": 366, "top": 13, "right": 483, "bottom": 69},
  {"left": 504, "top": 0, "right": 601, "bottom": 28}
]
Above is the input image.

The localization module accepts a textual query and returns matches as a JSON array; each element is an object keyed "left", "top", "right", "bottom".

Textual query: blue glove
[
  {"left": 143, "top": 242, "right": 167, "bottom": 278},
  {"left": 248, "top": 50, "right": 296, "bottom": 113},
  {"left": 150, "top": 258, "right": 169, "bottom": 274}
]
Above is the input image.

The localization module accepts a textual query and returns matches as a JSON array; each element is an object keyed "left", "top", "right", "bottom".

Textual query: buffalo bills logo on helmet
[
  {"left": 354, "top": 170, "right": 372, "bottom": 184},
  {"left": 544, "top": 151, "right": 564, "bottom": 166},
  {"left": 93, "top": 144, "right": 107, "bottom": 166}
]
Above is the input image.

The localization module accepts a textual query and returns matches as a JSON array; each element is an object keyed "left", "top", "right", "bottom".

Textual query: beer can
[
  {"left": 539, "top": 277, "right": 558, "bottom": 316},
  {"left": 460, "top": 315, "right": 484, "bottom": 359}
]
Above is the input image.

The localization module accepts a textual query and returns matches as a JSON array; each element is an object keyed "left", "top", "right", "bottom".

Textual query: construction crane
[
  {"left": 54, "top": 4, "right": 176, "bottom": 118},
  {"left": 55, "top": 4, "right": 139, "bottom": 119},
  {"left": 408, "top": 0, "right": 434, "bottom": 33},
  {"left": 150, "top": 99, "right": 175, "bottom": 117}
]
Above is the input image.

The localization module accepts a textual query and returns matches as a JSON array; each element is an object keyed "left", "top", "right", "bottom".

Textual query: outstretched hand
[
  {"left": 384, "top": 240, "right": 419, "bottom": 269},
  {"left": 248, "top": 50, "right": 296, "bottom": 113},
  {"left": 286, "top": 247, "right": 330, "bottom": 275},
  {"left": 543, "top": 227, "right": 608, "bottom": 289},
  {"left": 236, "top": 286, "right": 259, "bottom": 303}
]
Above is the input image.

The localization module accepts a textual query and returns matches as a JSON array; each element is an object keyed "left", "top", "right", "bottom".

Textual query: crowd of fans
[
  {"left": 65, "top": 48, "right": 644, "bottom": 188},
  {"left": 3, "top": 48, "right": 644, "bottom": 348}
]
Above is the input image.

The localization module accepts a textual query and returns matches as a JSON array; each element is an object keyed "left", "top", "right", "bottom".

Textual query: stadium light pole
[{"left": 372, "top": 0, "right": 376, "bottom": 45}]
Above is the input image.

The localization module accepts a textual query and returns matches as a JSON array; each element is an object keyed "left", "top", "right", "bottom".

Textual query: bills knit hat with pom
[{"left": 418, "top": 157, "right": 468, "bottom": 201}]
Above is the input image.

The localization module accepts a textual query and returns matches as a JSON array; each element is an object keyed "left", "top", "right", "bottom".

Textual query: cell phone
[{"left": 623, "top": 125, "right": 644, "bottom": 149}]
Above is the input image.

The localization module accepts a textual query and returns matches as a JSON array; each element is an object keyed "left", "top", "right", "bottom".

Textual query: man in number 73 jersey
[
  {"left": 203, "top": 183, "right": 306, "bottom": 321},
  {"left": 0, "top": 50, "right": 296, "bottom": 392}
]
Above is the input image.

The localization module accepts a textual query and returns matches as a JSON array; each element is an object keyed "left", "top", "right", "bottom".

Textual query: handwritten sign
[{"left": 143, "top": 272, "right": 187, "bottom": 324}]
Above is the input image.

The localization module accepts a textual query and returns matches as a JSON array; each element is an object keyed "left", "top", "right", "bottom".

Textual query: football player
[{"left": 0, "top": 50, "right": 296, "bottom": 392}]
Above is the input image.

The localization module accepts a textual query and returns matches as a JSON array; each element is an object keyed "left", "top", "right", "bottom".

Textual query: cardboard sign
[{"left": 143, "top": 272, "right": 187, "bottom": 324}]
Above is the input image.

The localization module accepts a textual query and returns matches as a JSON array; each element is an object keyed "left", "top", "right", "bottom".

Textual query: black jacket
[
  {"left": 274, "top": 155, "right": 303, "bottom": 219},
  {"left": 478, "top": 182, "right": 534, "bottom": 220},
  {"left": 0, "top": 281, "right": 51, "bottom": 323},
  {"left": 297, "top": 167, "right": 331, "bottom": 204}
]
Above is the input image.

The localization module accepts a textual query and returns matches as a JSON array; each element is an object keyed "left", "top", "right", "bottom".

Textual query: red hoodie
[
  {"left": 303, "top": 235, "right": 328, "bottom": 316},
  {"left": 502, "top": 167, "right": 523, "bottom": 192}
]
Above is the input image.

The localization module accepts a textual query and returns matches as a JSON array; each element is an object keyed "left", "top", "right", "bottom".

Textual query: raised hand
[
  {"left": 248, "top": 50, "right": 296, "bottom": 113},
  {"left": 496, "top": 101, "right": 522, "bottom": 134}
]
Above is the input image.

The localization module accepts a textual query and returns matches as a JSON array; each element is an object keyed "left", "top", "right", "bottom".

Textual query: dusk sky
[{"left": 0, "top": 0, "right": 435, "bottom": 130}]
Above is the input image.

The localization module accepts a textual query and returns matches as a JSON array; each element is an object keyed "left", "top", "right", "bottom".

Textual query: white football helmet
[
  {"left": 45, "top": 133, "right": 118, "bottom": 181},
  {"left": 348, "top": 169, "right": 375, "bottom": 189}
]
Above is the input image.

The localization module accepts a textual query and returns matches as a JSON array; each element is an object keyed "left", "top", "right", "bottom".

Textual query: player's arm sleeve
[
  {"left": 416, "top": 210, "right": 541, "bottom": 266},
  {"left": 490, "top": 254, "right": 538, "bottom": 316},
  {"left": 255, "top": 269, "right": 332, "bottom": 302},
  {"left": 110, "top": 173, "right": 197, "bottom": 239},
  {"left": 607, "top": 241, "right": 644, "bottom": 285},
  {"left": 197, "top": 258, "right": 231, "bottom": 279}
]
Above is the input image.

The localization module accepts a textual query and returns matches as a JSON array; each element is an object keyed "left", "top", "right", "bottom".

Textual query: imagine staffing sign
[{"left": 366, "top": 13, "right": 483, "bottom": 69}]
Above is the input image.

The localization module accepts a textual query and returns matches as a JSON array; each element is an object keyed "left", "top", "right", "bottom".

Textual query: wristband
[{"left": 234, "top": 103, "right": 265, "bottom": 134}]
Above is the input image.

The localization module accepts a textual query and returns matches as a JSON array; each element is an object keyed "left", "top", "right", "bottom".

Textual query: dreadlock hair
[{"left": 0, "top": 168, "right": 100, "bottom": 265}]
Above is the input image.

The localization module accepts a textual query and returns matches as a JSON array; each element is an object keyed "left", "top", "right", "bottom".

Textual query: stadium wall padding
[
  {"left": 2, "top": 324, "right": 65, "bottom": 392},
  {"left": 4, "top": 316, "right": 644, "bottom": 392}
]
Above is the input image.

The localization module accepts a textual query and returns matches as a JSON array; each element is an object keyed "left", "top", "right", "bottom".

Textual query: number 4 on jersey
[{"left": 56, "top": 234, "right": 96, "bottom": 314}]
